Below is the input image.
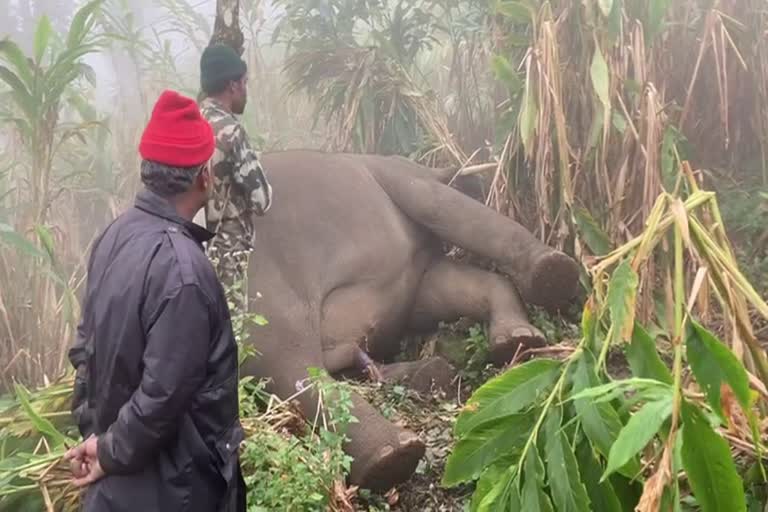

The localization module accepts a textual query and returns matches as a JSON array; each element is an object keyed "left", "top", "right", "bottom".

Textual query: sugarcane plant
[{"left": 444, "top": 163, "right": 768, "bottom": 511}]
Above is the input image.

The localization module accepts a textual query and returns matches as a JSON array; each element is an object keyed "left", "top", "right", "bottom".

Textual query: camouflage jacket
[{"left": 199, "top": 97, "right": 272, "bottom": 249}]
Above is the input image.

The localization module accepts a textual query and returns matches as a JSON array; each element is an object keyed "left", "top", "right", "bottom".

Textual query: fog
[{"left": 2, "top": 0, "right": 283, "bottom": 111}]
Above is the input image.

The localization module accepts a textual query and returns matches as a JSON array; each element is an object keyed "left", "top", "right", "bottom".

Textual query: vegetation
[{"left": 1, "top": 0, "right": 768, "bottom": 510}]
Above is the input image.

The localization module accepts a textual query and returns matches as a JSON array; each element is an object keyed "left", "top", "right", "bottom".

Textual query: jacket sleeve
[
  {"left": 97, "top": 284, "right": 212, "bottom": 475},
  {"left": 230, "top": 123, "right": 272, "bottom": 215},
  {"left": 68, "top": 318, "right": 95, "bottom": 439}
]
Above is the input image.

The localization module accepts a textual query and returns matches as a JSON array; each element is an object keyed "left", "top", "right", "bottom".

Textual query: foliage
[
  {"left": 275, "top": 0, "right": 464, "bottom": 161},
  {"left": 444, "top": 177, "right": 768, "bottom": 510},
  {"left": 240, "top": 370, "right": 356, "bottom": 511}
]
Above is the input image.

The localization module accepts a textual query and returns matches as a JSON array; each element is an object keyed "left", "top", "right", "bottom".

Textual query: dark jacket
[{"left": 68, "top": 188, "right": 245, "bottom": 512}]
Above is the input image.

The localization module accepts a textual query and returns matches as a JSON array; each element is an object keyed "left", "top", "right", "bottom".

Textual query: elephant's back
[{"left": 251, "top": 150, "right": 432, "bottom": 299}]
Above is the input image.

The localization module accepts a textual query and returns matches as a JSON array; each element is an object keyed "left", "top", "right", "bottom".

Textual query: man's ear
[{"left": 198, "top": 162, "right": 212, "bottom": 191}]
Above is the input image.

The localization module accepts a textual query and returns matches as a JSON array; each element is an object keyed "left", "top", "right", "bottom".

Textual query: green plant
[
  {"left": 240, "top": 368, "right": 356, "bottom": 511},
  {"left": 444, "top": 180, "right": 768, "bottom": 510}
]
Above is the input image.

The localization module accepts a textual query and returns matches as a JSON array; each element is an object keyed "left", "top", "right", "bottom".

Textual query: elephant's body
[{"left": 240, "top": 150, "right": 579, "bottom": 490}]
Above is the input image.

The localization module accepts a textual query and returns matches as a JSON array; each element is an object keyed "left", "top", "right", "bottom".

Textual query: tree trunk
[{"left": 210, "top": 0, "right": 244, "bottom": 55}]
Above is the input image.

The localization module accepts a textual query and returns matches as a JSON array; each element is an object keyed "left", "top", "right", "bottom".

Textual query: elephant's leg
[
  {"left": 243, "top": 321, "right": 425, "bottom": 491},
  {"left": 378, "top": 357, "right": 457, "bottom": 394},
  {"left": 369, "top": 164, "right": 579, "bottom": 310},
  {"left": 409, "top": 258, "right": 545, "bottom": 365}
]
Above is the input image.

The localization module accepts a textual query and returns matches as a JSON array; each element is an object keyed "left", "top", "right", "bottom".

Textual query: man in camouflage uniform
[{"left": 198, "top": 44, "right": 272, "bottom": 310}]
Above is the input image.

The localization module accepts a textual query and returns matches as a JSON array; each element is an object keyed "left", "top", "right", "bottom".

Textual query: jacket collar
[{"left": 134, "top": 188, "right": 215, "bottom": 244}]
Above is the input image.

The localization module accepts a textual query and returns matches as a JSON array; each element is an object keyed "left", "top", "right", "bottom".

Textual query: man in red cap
[{"left": 64, "top": 90, "right": 246, "bottom": 512}]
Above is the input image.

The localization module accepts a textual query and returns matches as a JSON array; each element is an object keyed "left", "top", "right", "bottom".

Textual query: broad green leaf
[
  {"left": 572, "top": 354, "right": 642, "bottom": 478},
  {"left": 545, "top": 408, "right": 591, "bottom": 512},
  {"left": 33, "top": 16, "right": 53, "bottom": 64},
  {"left": 0, "top": 65, "right": 35, "bottom": 121},
  {"left": 0, "top": 40, "right": 34, "bottom": 87},
  {"left": 522, "top": 448, "right": 554, "bottom": 512},
  {"left": 490, "top": 54, "right": 523, "bottom": 94},
  {"left": 609, "top": 473, "right": 644, "bottom": 512},
  {"left": 0, "top": 224, "right": 46, "bottom": 259},
  {"left": 686, "top": 320, "right": 751, "bottom": 421},
  {"left": 456, "top": 358, "right": 560, "bottom": 435},
  {"left": 681, "top": 401, "right": 747, "bottom": 512},
  {"left": 473, "top": 463, "right": 519, "bottom": 512},
  {"left": 598, "top": 0, "right": 614, "bottom": 17},
  {"left": 443, "top": 412, "right": 535, "bottom": 486},
  {"left": 590, "top": 45, "right": 610, "bottom": 110},
  {"left": 569, "top": 377, "right": 671, "bottom": 404},
  {"left": 496, "top": 1, "right": 532, "bottom": 23},
  {"left": 575, "top": 440, "right": 622, "bottom": 512},
  {"left": 68, "top": 0, "right": 105, "bottom": 49},
  {"left": 626, "top": 323, "right": 673, "bottom": 384},
  {"left": 13, "top": 384, "right": 68, "bottom": 448},
  {"left": 603, "top": 396, "right": 672, "bottom": 479},
  {"left": 581, "top": 298, "right": 600, "bottom": 354},
  {"left": 607, "top": 260, "right": 638, "bottom": 343},
  {"left": 573, "top": 206, "right": 611, "bottom": 256}
]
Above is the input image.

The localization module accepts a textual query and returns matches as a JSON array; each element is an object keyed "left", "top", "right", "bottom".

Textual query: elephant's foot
[
  {"left": 379, "top": 357, "right": 456, "bottom": 394},
  {"left": 350, "top": 430, "right": 426, "bottom": 491},
  {"left": 488, "top": 322, "right": 546, "bottom": 366},
  {"left": 501, "top": 249, "right": 579, "bottom": 310}
]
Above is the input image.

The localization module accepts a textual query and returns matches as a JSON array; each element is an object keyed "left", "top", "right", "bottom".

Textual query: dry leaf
[
  {"left": 635, "top": 444, "right": 672, "bottom": 512},
  {"left": 385, "top": 487, "right": 400, "bottom": 506},
  {"left": 721, "top": 382, "right": 749, "bottom": 438}
]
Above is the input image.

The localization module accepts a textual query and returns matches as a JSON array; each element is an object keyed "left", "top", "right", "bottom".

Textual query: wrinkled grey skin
[{"left": 240, "top": 150, "right": 580, "bottom": 491}]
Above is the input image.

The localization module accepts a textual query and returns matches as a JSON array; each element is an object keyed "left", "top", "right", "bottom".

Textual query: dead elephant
[{"left": 239, "top": 150, "right": 579, "bottom": 491}]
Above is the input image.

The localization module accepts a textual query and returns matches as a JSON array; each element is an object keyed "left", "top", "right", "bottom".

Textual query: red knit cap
[{"left": 139, "top": 90, "right": 215, "bottom": 168}]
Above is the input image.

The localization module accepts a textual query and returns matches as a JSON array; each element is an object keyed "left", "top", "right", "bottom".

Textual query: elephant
[{"left": 237, "top": 149, "right": 580, "bottom": 491}]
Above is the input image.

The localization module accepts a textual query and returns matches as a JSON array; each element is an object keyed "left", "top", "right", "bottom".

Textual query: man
[
  {"left": 65, "top": 90, "right": 245, "bottom": 512},
  {"left": 198, "top": 44, "right": 272, "bottom": 308}
]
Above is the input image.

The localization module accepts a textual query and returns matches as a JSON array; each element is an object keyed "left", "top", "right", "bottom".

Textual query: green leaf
[
  {"left": 626, "top": 323, "right": 673, "bottom": 384},
  {"left": 33, "top": 16, "right": 52, "bottom": 64},
  {"left": 686, "top": 319, "right": 751, "bottom": 421},
  {"left": 35, "top": 225, "right": 56, "bottom": 264},
  {"left": 573, "top": 206, "right": 611, "bottom": 256},
  {"left": 443, "top": 412, "right": 536, "bottom": 486},
  {"left": 0, "top": 224, "right": 46, "bottom": 259},
  {"left": 490, "top": 54, "right": 523, "bottom": 94},
  {"left": 573, "top": 353, "right": 642, "bottom": 479},
  {"left": 521, "top": 448, "right": 554, "bottom": 512},
  {"left": 603, "top": 396, "right": 672, "bottom": 479},
  {"left": 576, "top": 440, "right": 623, "bottom": 512},
  {"left": 12, "top": 384, "right": 68, "bottom": 448},
  {"left": 661, "top": 125, "right": 682, "bottom": 191},
  {"left": 598, "top": 0, "right": 614, "bottom": 17},
  {"left": 519, "top": 73, "right": 538, "bottom": 154},
  {"left": 545, "top": 408, "right": 591, "bottom": 512},
  {"left": 0, "top": 65, "right": 36, "bottom": 121},
  {"left": 569, "top": 378, "right": 671, "bottom": 404},
  {"left": 607, "top": 260, "right": 638, "bottom": 343},
  {"left": 611, "top": 111, "right": 627, "bottom": 134},
  {"left": 496, "top": 1, "right": 532, "bottom": 23},
  {"left": 472, "top": 463, "right": 518, "bottom": 512},
  {"left": 590, "top": 44, "right": 610, "bottom": 110},
  {"left": 67, "top": 0, "right": 105, "bottom": 49},
  {"left": 681, "top": 401, "right": 747, "bottom": 512},
  {"left": 646, "top": 0, "right": 671, "bottom": 40},
  {"left": 0, "top": 40, "right": 34, "bottom": 87},
  {"left": 455, "top": 358, "right": 560, "bottom": 435}
]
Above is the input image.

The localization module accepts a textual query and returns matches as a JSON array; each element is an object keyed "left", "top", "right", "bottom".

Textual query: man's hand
[{"left": 64, "top": 435, "right": 105, "bottom": 487}]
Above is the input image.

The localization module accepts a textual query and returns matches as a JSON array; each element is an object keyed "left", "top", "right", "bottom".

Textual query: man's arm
[
  {"left": 68, "top": 318, "right": 95, "bottom": 439},
  {"left": 230, "top": 123, "right": 272, "bottom": 215},
  {"left": 96, "top": 284, "right": 212, "bottom": 475}
]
